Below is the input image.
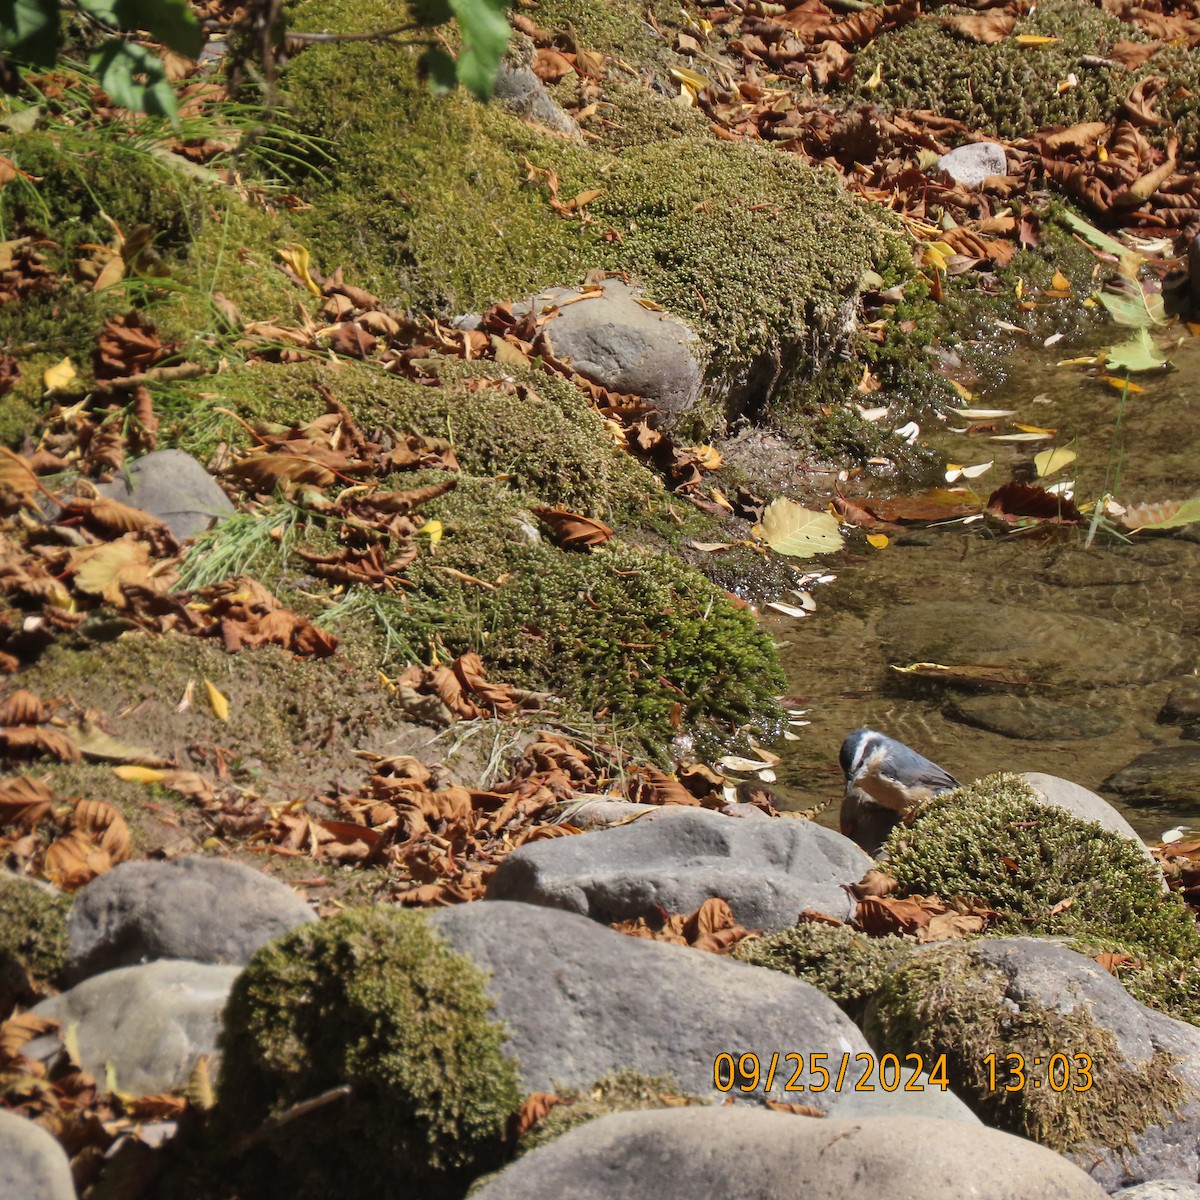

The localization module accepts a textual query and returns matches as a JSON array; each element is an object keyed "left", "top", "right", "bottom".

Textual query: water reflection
[{"left": 771, "top": 333, "right": 1200, "bottom": 841}]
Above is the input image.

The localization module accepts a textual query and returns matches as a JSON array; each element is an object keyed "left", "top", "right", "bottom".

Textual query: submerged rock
[
  {"left": 947, "top": 693, "right": 1122, "bottom": 741},
  {"left": 470, "top": 1108, "right": 1108, "bottom": 1200},
  {"left": 485, "top": 805, "right": 869, "bottom": 928},
  {"left": 1102, "top": 744, "right": 1200, "bottom": 808},
  {"left": 66, "top": 856, "right": 315, "bottom": 982}
]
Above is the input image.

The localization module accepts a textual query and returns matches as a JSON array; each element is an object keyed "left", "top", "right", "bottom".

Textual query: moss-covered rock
[
  {"left": 280, "top": 0, "right": 899, "bottom": 421},
  {"left": 852, "top": 0, "right": 1200, "bottom": 153},
  {"left": 885, "top": 773, "right": 1200, "bottom": 960},
  {"left": 863, "top": 940, "right": 1190, "bottom": 1155},
  {"left": 168, "top": 355, "right": 655, "bottom": 517},
  {"left": 216, "top": 906, "right": 521, "bottom": 1200},
  {"left": 0, "top": 873, "right": 69, "bottom": 1014},
  {"left": 734, "top": 923, "right": 915, "bottom": 1021},
  {"left": 515, "top": 1071, "right": 707, "bottom": 1157}
]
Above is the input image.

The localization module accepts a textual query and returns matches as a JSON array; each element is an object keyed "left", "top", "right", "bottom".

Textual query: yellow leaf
[
  {"left": 1097, "top": 143, "right": 1108, "bottom": 162},
  {"left": 1098, "top": 375, "right": 1146, "bottom": 393},
  {"left": 416, "top": 519, "right": 444, "bottom": 545},
  {"left": 669, "top": 65, "right": 710, "bottom": 90},
  {"left": 43, "top": 357, "right": 77, "bottom": 393},
  {"left": 1015, "top": 33, "right": 1059, "bottom": 44},
  {"left": 1050, "top": 271, "right": 1071, "bottom": 292},
  {"left": 277, "top": 243, "right": 322, "bottom": 298},
  {"left": 949, "top": 379, "right": 974, "bottom": 401},
  {"left": 756, "top": 497, "right": 844, "bottom": 558},
  {"left": 113, "top": 765, "right": 167, "bottom": 783},
  {"left": 1033, "top": 447, "right": 1077, "bottom": 477},
  {"left": 865, "top": 62, "right": 883, "bottom": 89},
  {"left": 1014, "top": 422, "right": 1058, "bottom": 435},
  {"left": 1014, "top": 277, "right": 1024, "bottom": 299},
  {"left": 687, "top": 444, "right": 723, "bottom": 469},
  {"left": 866, "top": 532, "right": 890, "bottom": 549},
  {"left": 1057, "top": 356, "right": 1099, "bottom": 366},
  {"left": 203, "top": 678, "right": 230, "bottom": 721},
  {"left": 922, "top": 242, "right": 953, "bottom": 272}
]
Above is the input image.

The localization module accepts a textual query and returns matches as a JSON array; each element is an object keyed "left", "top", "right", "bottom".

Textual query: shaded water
[{"left": 770, "top": 333, "right": 1200, "bottom": 841}]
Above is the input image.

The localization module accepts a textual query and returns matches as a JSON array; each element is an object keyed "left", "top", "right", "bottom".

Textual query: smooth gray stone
[
  {"left": 1020, "top": 773, "right": 1154, "bottom": 860},
  {"left": 494, "top": 63, "right": 578, "bottom": 137},
  {"left": 430, "top": 900, "right": 870, "bottom": 1106},
  {"left": 949, "top": 694, "right": 1122, "bottom": 741},
  {"left": 67, "top": 856, "right": 315, "bottom": 983},
  {"left": 517, "top": 280, "right": 703, "bottom": 416},
  {"left": 0, "top": 1108, "right": 76, "bottom": 1200},
  {"left": 30, "top": 960, "right": 240, "bottom": 1096},
  {"left": 937, "top": 141, "right": 1007, "bottom": 189},
  {"left": 824, "top": 1064, "right": 980, "bottom": 1124},
  {"left": 485, "top": 805, "right": 870, "bottom": 928},
  {"left": 98, "top": 449, "right": 233, "bottom": 541},
  {"left": 1115, "top": 1184, "right": 1200, "bottom": 1199},
  {"left": 471, "top": 1109, "right": 1108, "bottom": 1200}
]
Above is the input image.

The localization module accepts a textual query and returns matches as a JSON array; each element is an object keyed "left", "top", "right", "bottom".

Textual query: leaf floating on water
[
  {"left": 945, "top": 460, "right": 994, "bottom": 483},
  {"left": 891, "top": 661, "right": 1035, "bottom": 688},
  {"left": 1097, "top": 280, "right": 1166, "bottom": 328},
  {"left": 1033, "top": 447, "right": 1077, "bottom": 478},
  {"left": 1098, "top": 375, "right": 1147, "bottom": 393},
  {"left": 203, "top": 678, "right": 230, "bottom": 721},
  {"left": 755, "top": 498, "right": 844, "bottom": 558},
  {"left": 954, "top": 408, "right": 1015, "bottom": 419},
  {"left": 866, "top": 532, "right": 890, "bottom": 549},
  {"left": 1119, "top": 496, "right": 1200, "bottom": 531},
  {"left": 1103, "top": 328, "right": 1168, "bottom": 373},
  {"left": 766, "top": 601, "right": 810, "bottom": 618}
]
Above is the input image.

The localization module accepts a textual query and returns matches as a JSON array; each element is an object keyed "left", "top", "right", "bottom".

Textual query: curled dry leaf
[
  {"left": 0, "top": 688, "right": 48, "bottom": 726},
  {"left": 0, "top": 774, "right": 55, "bottom": 828},
  {"left": 0, "top": 725, "right": 82, "bottom": 763},
  {"left": 43, "top": 830, "right": 113, "bottom": 890},
  {"left": 851, "top": 867, "right": 900, "bottom": 899},
  {"left": 0, "top": 1012, "right": 60, "bottom": 1059},
  {"left": 515, "top": 1092, "right": 565, "bottom": 1138},
  {"left": 72, "top": 798, "right": 132, "bottom": 862},
  {"left": 986, "top": 481, "right": 1083, "bottom": 524},
  {"left": 530, "top": 506, "right": 614, "bottom": 549}
]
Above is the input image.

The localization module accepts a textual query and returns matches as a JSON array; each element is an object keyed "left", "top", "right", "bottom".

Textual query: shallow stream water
[{"left": 768, "top": 331, "right": 1200, "bottom": 841}]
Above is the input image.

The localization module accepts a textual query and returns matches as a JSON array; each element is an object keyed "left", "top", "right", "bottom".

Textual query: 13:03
[{"left": 984, "top": 1052, "right": 1094, "bottom": 1092}]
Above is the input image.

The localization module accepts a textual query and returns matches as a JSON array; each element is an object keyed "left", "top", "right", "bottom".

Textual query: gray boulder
[
  {"left": 520, "top": 280, "right": 703, "bottom": 417},
  {"left": 485, "top": 805, "right": 870, "bottom": 928},
  {"left": 1115, "top": 1184, "right": 1200, "bottom": 1199},
  {"left": 67, "top": 855, "right": 315, "bottom": 983},
  {"left": 430, "top": 900, "right": 870, "bottom": 1105},
  {"left": 866, "top": 937, "right": 1200, "bottom": 1191},
  {"left": 1020, "top": 772, "right": 1154, "bottom": 859},
  {"left": 494, "top": 63, "right": 578, "bottom": 137},
  {"left": 0, "top": 1109, "right": 76, "bottom": 1200},
  {"left": 30, "top": 960, "right": 240, "bottom": 1096},
  {"left": 98, "top": 449, "right": 233, "bottom": 541},
  {"left": 937, "top": 141, "right": 1007, "bottom": 189},
  {"left": 471, "top": 1108, "right": 1108, "bottom": 1200}
]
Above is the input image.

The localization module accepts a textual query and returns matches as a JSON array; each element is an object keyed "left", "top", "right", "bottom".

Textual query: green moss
[
  {"left": 735, "top": 923, "right": 915, "bottom": 1021},
  {"left": 886, "top": 773, "right": 1200, "bottom": 959},
  {"left": 517, "top": 1071, "right": 706, "bottom": 1155},
  {"left": 864, "top": 942, "right": 1190, "bottom": 1154},
  {"left": 589, "top": 78, "right": 711, "bottom": 151},
  {"left": 216, "top": 907, "right": 521, "bottom": 1200},
  {"left": 169, "top": 355, "right": 655, "bottom": 516},
  {"left": 281, "top": 0, "right": 898, "bottom": 421},
  {"left": 852, "top": 0, "right": 1150, "bottom": 138},
  {"left": 0, "top": 395, "right": 40, "bottom": 449},
  {"left": 1117, "top": 956, "right": 1200, "bottom": 1029},
  {"left": 0, "top": 873, "right": 69, "bottom": 1010}
]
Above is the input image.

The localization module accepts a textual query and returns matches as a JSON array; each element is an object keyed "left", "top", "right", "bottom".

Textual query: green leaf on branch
[
  {"left": 77, "top": 0, "right": 204, "bottom": 57},
  {"left": 420, "top": 46, "right": 459, "bottom": 94},
  {"left": 0, "top": 0, "right": 62, "bottom": 66},
  {"left": 89, "top": 40, "right": 178, "bottom": 121},
  {"left": 448, "top": 0, "right": 511, "bottom": 99}
]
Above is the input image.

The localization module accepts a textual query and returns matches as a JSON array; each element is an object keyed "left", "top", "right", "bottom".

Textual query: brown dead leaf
[
  {"left": 940, "top": 11, "right": 1017, "bottom": 42},
  {"left": 530, "top": 507, "right": 613, "bottom": 549},
  {"left": 986, "top": 481, "right": 1083, "bottom": 524},
  {"left": 72, "top": 798, "right": 132, "bottom": 862},
  {"left": 533, "top": 48, "right": 575, "bottom": 82},
  {"left": 0, "top": 725, "right": 82, "bottom": 763},
  {"left": 0, "top": 1012, "right": 59, "bottom": 1059},
  {"left": 0, "top": 689, "right": 48, "bottom": 726},
  {"left": 514, "top": 1092, "right": 565, "bottom": 1137},
  {"left": 43, "top": 830, "right": 113, "bottom": 890},
  {"left": 0, "top": 775, "right": 55, "bottom": 828},
  {"left": 851, "top": 868, "right": 900, "bottom": 899}
]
